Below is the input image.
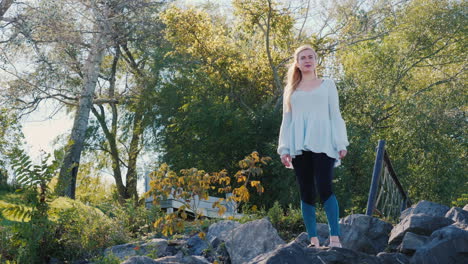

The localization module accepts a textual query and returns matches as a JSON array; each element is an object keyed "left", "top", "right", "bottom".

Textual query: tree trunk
[
  {"left": 125, "top": 109, "right": 143, "bottom": 202},
  {"left": 56, "top": 30, "right": 107, "bottom": 198}
]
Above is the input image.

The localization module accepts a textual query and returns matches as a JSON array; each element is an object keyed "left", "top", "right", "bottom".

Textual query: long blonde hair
[{"left": 284, "top": 45, "right": 318, "bottom": 112}]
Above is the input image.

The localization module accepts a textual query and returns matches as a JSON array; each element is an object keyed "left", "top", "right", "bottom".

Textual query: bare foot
[
  {"left": 329, "top": 236, "right": 342, "bottom": 248},
  {"left": 308, "top": 237, "right": 320, "bottom": 248}
]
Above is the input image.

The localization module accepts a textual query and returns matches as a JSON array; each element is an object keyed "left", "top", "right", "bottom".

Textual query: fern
[{"left": 0, "top": 149, "right": 59, "bottom": 263}]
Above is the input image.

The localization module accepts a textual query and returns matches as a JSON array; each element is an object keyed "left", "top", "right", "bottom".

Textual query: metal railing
[{"left": 366, "top": 140, "right": 412, "bottom": 220}]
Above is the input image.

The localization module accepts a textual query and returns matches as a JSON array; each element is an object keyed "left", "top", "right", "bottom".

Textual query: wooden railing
[{"left": 366, "top": 140, "right": 412, "bottom": 220}]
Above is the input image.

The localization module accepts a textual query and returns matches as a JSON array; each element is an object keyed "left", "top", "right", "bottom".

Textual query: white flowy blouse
[{"left": 277, "top": 79, "right": 349, "bottom": 167}]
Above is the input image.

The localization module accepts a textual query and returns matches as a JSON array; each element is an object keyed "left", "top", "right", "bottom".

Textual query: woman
[{"left": 278, "top": 45, "right": 349, "bottom": 248}]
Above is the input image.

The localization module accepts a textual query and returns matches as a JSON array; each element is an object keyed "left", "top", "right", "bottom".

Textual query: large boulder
[
  {"left": 411, "top": 225, "right": 468, "bottom": 264},
  {"left": 389, "top": 213, "right": 454, "bottom": 246},
  {"left": 400, "top": 200, "right": 450, "bottom": 220},
  {"left": 446, "top": 207, "right": 468, "bottom": 228},
  {"left": 248, "top": 240, "right": 381, "bottom": 264},
  {"left": 339, "top": 214, "right": 393, "bottom": 254},
  {"left": 187, "top": 234, "right": 209, "bottom": 256},
  {"left": 224, "top": 218, "right": 285, "bottom": 264},
  {"left": 397, "top": 232, "right": 430, "bottom": 254},
  {"left": 206, "top": 220, "right": 241, "bottom": 242}
]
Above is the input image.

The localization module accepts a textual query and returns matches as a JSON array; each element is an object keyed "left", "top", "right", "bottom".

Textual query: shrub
[{"left": 50, "top": 197, "right": 129, "bottom": 261}]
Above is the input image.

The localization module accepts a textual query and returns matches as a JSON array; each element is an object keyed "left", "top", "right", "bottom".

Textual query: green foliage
[
  {"left": 51, "top": 197, "right": 130, "bottom": 261},
  {"left": 0, "top": 225, "right": 18, "bottom": 262},
  {"left": 266, "top": 202, "right": 329, "bottom": 241},
  {"left": 111, "top": 199, "right": 163, "bottom": 238},
  {"left": 267, "top": 201, "right": 283, "bottom": 225},
  {"left": 335, "top": 0, "right": 467, "bottom": 209},
  {"left": 452, "top": 194, "right": 468, "bottom": 208},
  {"left": 91, "top": 253, "right": 121, "bottom": 264},
  {"left": 0, "top": 149, "right": 58, "bottom": 263}
]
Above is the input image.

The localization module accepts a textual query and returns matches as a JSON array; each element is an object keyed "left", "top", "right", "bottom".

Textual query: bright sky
[{"left": 21, "top": 101, "right": 72, "bottom": 158}]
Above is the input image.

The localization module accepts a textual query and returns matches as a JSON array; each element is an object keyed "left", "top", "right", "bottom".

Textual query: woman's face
[{"left": 296, "top": 49, "right": 316, "bottom": 74}]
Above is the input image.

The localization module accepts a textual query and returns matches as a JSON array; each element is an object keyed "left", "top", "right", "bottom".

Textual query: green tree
[{"left": 335, "top": 0, "right": 467, "bottom": 208}]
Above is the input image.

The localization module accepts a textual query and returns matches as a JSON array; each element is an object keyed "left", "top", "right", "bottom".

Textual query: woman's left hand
[{"left": 339, "top": 150, "right": 347, "bottom": 159}]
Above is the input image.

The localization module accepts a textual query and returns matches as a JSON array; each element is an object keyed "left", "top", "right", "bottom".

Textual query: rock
[
  {"left": 316, "top": 223, "right": 331, "bottom": 245},
  {"left": 225, "top": 218, "right": 285, "bottom": 264},
  {"left": 104, "top": 239, "right": 168, "bottom": 260},
  {"left": 294, "top": 224, "right": 330, "bottom": 247},
  {"left": 206, "top": 220, "right": 241, "bottom": 242},
  {"left": 104, "top": 242, "right": 140, "bottom": 260},
  {"left": 154, "top": 253, "right": 211, "bottom": 264},
  {"left": 247, "top": 241, "right": 312, "bottom": 264},
  {"left": 187, "top": 234, "right": 209, "bottom": 256},
  {"left": 411, "top": 225, "right": 468, "bottom": 264},
  {"left": 248, "top": 240, "right": 381, "bottom": 264},
  {"left": 446, "top": 207, "right": 468, "bottom": 227},
  {"left": 398, "top": 232, "right": 430, "bottom": 254},
  {"left": 140, "top": 239, "right": 168, "bottom": 257},
  {"left": 339, "top": 214, "right": 393, "bottom": 254},
  {"left": 376, "top": 252, "right": 410, "bottom": 264},
  {"left": 122, "top": 256, "right": 158, "bottom": 264},
  {"left": 400, "top": 200, "right": 450, "bottom": 220},
  {"left": 389, "top": 213, "right": 454, "bottom": 246},
  {"left": 463, "top": 204, "right": 468, "bottom": 211}
]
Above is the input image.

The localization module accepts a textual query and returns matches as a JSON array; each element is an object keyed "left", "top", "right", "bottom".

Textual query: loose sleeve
[
  {"left": 277, "top": 94, "right": 292, "bottom": 156},
  {"left": 328, "top": 80, "right": 349, "bottom": 151}
]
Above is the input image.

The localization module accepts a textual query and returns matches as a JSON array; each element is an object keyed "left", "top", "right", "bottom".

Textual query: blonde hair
[{"left": 284, "top": 45, "right": 318, "bottom": 112}]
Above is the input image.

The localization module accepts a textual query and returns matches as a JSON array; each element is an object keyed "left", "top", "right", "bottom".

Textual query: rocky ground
[{"left": 102, "top": 200, "right": 468, "bottom": 264}]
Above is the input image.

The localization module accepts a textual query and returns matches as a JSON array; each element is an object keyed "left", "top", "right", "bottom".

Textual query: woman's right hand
[{"left": 281, "top": 154, "right": 292, "bottom": 168}]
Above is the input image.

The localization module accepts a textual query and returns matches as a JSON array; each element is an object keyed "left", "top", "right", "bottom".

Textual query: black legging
[{"left": 292, "top": 151, "right": 336, "bottom": 206}]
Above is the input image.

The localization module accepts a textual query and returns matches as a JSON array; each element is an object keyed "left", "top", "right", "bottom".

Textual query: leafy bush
[
  {"left": 109, "top": 199, "right": 163, "bottom": 238},
  {"left": 452, "top": 193, "right": 468, "bottom": 208},
  {"left": 0, "top": 225, "right": 18, "bottom": 262},
  {"left": 0, "top": 149, "right": 58, "bottom": 263},
  {"left": 50, "top": 197, "right": 130, "bottom": 261}
]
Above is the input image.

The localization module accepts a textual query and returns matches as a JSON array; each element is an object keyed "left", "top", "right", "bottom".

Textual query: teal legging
[
  {"left": 301, "top": 195, "right": 341, "bottom": 238},
  {"left": 293, "top": 151, "right": 341, "bottom": 237}
]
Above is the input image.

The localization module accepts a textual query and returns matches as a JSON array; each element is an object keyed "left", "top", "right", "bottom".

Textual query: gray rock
[
  {"left": 294, "top": 224, "right": 330, "bottom": 246},
  {"left": 247, "top": 241, "right": 313, "bottom": 264},
  {"left": 400, "top": 200, "right": 450, "bottom": 220},
  {"left": 339, "top": 214, "right": 393, "bottom": 254},
  {"left": 411, "top": 225, "right": 468, "bottom": 264},
  {"left": 389, "top": 213, "right": 454, "bottom": 246},
  {"left": 316, "top": 223, "right": 331, "bottom": 245},
  {"left": 225, "top": 218, "right": 285, "bottom": 264},
  {"left": 463, "top": 204, "right": 468, "bottom": 211},
  {"left": 122, "top": 256, "right": 158, "bottom": 264},
  {"left": 206, "top": 220, "right": 240, "bottom": 242},
  {"left": 398, "top": 232, "right": 430, "bottom": 254},
  {"left": 104, "top": 242, "right": 139, "bottom": 260},
  {"left": 187, "top": 234, "right": 209, "bottom": 256},
  {"left": 376, "top": 252, "right": 410, "bottom": 264},
  {"left": 154, "top": 254, "right": 211, "bottom": 264},
  {"left": 446, "top": 207, "right": 468, "bottom": 227},
  {"left": 248, "top": 240, "right": 381, "bottom": 264},
  {"left": 140, "top": 239, "right": 168, "bottom": 257},
  {"left": 104, "top": 239, "right": 168, "bottom": 260}
]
